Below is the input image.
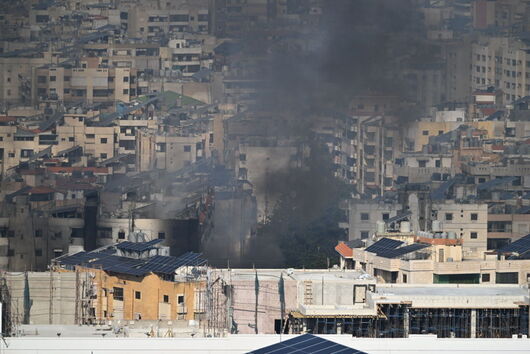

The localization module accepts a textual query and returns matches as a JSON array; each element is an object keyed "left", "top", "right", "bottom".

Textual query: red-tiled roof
[
  {"left": 491, "top": 144, "right": 505, "bottom": 151},
  {"left": 0, "top": 116, "right": 16, "bottom": 123},
  {"left": 473, "top": 91, "right": 496, "bottom": 96},
  {"left": 20, "top": 168, "right": 45, "bottom": 175},
  {"left": 335, "top": 241, "right": 353, "bottom": 258},
  {"left": 480, "top": 108, "right": 496, "bottom": 116}
]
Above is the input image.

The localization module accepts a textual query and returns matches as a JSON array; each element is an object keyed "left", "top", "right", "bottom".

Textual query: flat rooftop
[
  {"left": 1, "top": 334, "right": 529, "bottom": 353},
  {"left": 376, "top": 284, "right": 529, "bottom": 297},
  {"left": 212, "top": 268, "right": 375, "bottom": 282}
]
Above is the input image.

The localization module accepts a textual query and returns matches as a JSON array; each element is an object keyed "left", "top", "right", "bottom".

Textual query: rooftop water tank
[
  {"left": 400, "top": 221, "right": 411, "bottom": 233},
  {"left": 376, "top": 221, "right": 385, "bottom": 234},
  {"left": 432, "top": 220, "right": 442, "bottom": 232}
]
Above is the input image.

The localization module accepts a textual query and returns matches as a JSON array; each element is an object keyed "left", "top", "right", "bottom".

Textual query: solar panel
[
  {"left": 497, "top": 234, "right": 530, "bottom": 255},
  {"left": 378, "top": 243, "right": 430, "bottom": 259},
  {"left": 386, "top": 211, "right": 412, "bottom": 224},
  {"left": 365, "top": 238, "right": 404, "bottom": 254},
  {"left": 248, "top": 334, "right": 366, "bottom": 354},
  {"left": 116, "top": 239, "right": 163, "bottom": 252},
  {"left": 58, "top": 247, "right": 206, "bottom": 277}
]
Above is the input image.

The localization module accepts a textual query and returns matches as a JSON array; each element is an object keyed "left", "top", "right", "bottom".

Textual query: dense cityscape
[{"left": 0, "top": 0, "right": 530, "bottom": 352}]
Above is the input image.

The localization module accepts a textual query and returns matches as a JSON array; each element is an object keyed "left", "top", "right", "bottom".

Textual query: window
[
  {"left": 360, "top": 231, "right": 369, "bottom": 239},
  {"left": 7, "top": 249, "right": 14, "bottom": 257},
  {"left": 158, "top": 232, "right": 165, "bottom": 239},
  {"left": 445, "top": 213, "right": 453, "bottom": 221},
  {"left": 135, "top": 291, "right": 141, "bottom": 300},
  {"left": 113, "top": 287, "right": 124, "bottom": 301},
  {"left": 100, "top": 138, "right": 107, "bottom": 144},
  {"left": 470, "top": 232, "right": 478, "bottom": 239},
  {"left": 49, "top": 76, "right": 56, "bottom": 82},
  {"left": 163, "top": 295, "right": 169, "bottom": 303},
  {"left": 118, "top": 231, "right": 125, "bottom": 239},
  {"left": 481, "top": 273, "right": 490, "bottom": 282},
  {"left": 403, "top": 274, "right": 407, "bottom": 283},
  {"left": 100, "top": 153, "right": 107, "bottom": 159},
  {"left": 177, "top": 295, "right": 184, "bottom": 304},
  {"left": 35, "top": 249, "right": 42, "bottom": 257},
  {"left": 123, "top": 89, "right": 129, "bottom": 95},
  {"left": 69, "top": 137, "right": 74, "bottom": 142},
  {"left": 471, "top": 213, "right": 478, "bottom": 221},
  {"left": 86, "top": 134, "right": 95, "bottom": 139},
  {"left": 20, "top": 149, "right": 33, "bottom": 158},
  {"left": 382, "top": 213, "right": 389, "bottom": 221},
  {"left": 183, "top": 145, "right": 191, "bottom": 152},
  {"left": 239, "top": 153, "right": 246, "bottom": 161},
  {"left": 422, "top": 130, "right": 429, "bottom": 136},
  {"left": 35, "top": 229, "right": 43, "bottom": 237},
  {"left": 435, "top": 159, "right": 441, "bottom": 168},
  {"left": 123, "top": 77, "right": 129, "bottom": 82},
  {"left": 170, "top": 14, "right": 189, "bottom": 22},
  {"left": 418, "top": 160, "right": 427, "bottom": 168},
  {"left": 360, "top": 213, "right": 369, "bottom": 221}
]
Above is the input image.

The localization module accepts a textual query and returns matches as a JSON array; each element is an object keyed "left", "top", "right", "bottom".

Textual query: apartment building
[
  {"left": 336, "top": 227, "right": 530, "bottom": 285},
  {"left": 34, "top": 63, "right": 138, "bottom": 104},
  {"left": 127, "top": 5, "right": 209, "bottom": 39},
  {"left": 136, "top": 131, "right": 208, "bottom": 172},
  {"left": 471, "top": 36, "right": 530, "bottom": 104},
  {"left": 55, "top": 113, "right": 116, "bottom": 163},
  {"left": 0, "top": 51, "right": 61, "bottom": 105},
  {"left": 348, "top": 199, "right": 402, "bottom": 240},
  {"left": 161, "top": 39, "right": 212, "bottom": 77},
  {"left": 82, "top": 43, "right": 162, "bottom": 73},
  {"left": 432, "top": 202, "right": 488, "bottom": 259}
]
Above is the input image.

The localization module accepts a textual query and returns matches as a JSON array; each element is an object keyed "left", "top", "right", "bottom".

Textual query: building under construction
[{"left": 206, "top": 269, "right": 530, "bottom": 338}]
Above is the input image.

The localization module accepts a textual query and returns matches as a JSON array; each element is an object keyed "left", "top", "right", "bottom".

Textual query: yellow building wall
[{"left": 71, "top": 267, "right": 205, "bottom": 321}]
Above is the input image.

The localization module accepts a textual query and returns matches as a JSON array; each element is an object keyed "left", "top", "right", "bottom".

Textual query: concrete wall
[
  {"left": 83, "top": 268, "right": 204, "bottom": 322},
  {"left": 432, "top": 202, "right": 488, "bottom": 259},
  {"left": 348, "top": 200, "right": 401, "bottom": 240},
  {"left": 4, "top": 272, "right": 77, "bottom": 325}
]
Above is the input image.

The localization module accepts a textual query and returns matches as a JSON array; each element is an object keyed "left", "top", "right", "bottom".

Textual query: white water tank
[
  {"left": 432, "top": 220, "right": 442, "bottom": 232},
  {"left": 376, "top": 221, "right": 385, "bottom": 234},
  {"left": 400, "top": 221, "right": 411, "bottom": 233}
]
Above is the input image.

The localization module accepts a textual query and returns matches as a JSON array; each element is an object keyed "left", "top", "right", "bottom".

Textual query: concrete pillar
[
  {"left": 471, "top": 309, "right": 476, "bottom": 338},
  {"left": 404, "top": 307, "right": 409, "bottom": 338}
]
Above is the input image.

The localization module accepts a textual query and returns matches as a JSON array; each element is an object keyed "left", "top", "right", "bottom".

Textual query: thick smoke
[
  {"left": 248, "top": 0, "right": 431, "bottom": 121},
  {"left": 224, "top": 0, "right": 432, "bottom": 267}
]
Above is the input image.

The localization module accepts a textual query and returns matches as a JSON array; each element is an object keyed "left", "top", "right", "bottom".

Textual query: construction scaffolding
[
  {"left": 476, "top": 307, "right": 529, "bottom": 338},
  {"left": 0, "top": 277, "right": 13, "bottom": 336},
  {"left": 290, "top": 304, "right": 530, "bottom": 338}
]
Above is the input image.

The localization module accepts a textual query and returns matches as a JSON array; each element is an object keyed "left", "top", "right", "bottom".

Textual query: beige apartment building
[
  {"left": 55, "top": 114, "right": 116, "bottom": 162},
  {"left": 0, "top": 124, "right": 42, "bottom": 174},
  {"left": 136, "top": 130, "right": 208, "bottom": 172},
  {"left": 127, "top": 5, "right": 209, "bottom": 39},
  {"left": 432, "top": 202, "right": 488, "bottom": 259},
  {"left": 336, "top": 234, "right": 530, "bottom": 285},
  {"left": 34, "top": 63, "right": 138, "bottom": 104},
  {"left": 0, "top": 51, "right": 61, "bottom": 105},
  {"left": 471, "top": 36, "right": 530, "bottom": 104}
]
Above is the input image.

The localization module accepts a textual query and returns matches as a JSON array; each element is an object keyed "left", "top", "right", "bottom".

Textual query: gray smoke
[{"left": 222, "top": 0, "right": 432, "bottom": 267}]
